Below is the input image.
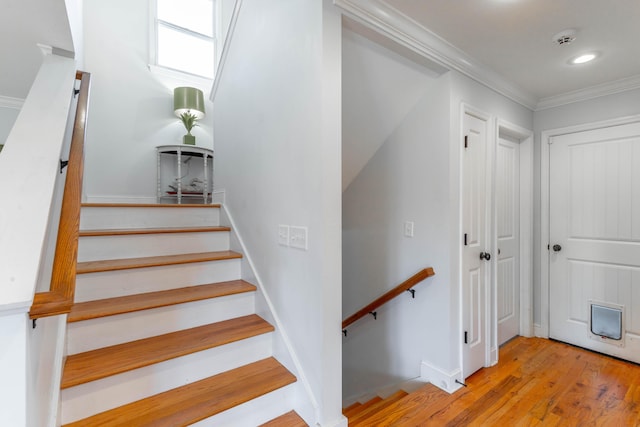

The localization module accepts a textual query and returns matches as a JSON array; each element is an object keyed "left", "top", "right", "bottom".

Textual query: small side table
[{"left": 156, "top": 145, "right": 214, "bottom": 204}]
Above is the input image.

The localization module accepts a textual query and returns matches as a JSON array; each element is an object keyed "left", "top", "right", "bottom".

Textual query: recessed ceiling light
[{"left": 571, "top": 53, "right": 597, "bottom": 64}]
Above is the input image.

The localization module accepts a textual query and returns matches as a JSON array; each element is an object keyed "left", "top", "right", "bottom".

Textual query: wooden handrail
[
  {"left": 342, "top": 267, "right": 435, "bottom": 330},
  {"left": 30, "top": 71, "right": 91, "bottom": 319}
]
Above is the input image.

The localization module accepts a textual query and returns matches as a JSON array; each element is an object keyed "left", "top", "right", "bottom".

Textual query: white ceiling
[
  {"left": 0, "top": 0, "right": 74, "bottom": 99},
  {"left": 381, "top": 0, "right": 640, "bottom": 106}
]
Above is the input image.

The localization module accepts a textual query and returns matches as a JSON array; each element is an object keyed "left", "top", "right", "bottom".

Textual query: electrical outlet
[
  {"left": 289, "top": 226, "right": 308, "bottom": 250},
  {"left": 404, "top": 221, "right": 414, "bottom": 237},
  {"left": 278, "top": 225, "right": 289, "bottom": 246}
]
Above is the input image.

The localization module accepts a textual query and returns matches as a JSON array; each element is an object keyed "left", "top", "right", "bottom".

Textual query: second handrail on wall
[{"left": 342, "top": 267, "right": 435, "bottom": 333}]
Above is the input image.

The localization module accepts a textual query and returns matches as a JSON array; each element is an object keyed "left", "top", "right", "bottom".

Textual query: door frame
[
  {"left": 539, "top": 114, "right": 640, "bottom": 338},
  {"left": 493, "top": 119, "right": 534, "bottom": 357}
]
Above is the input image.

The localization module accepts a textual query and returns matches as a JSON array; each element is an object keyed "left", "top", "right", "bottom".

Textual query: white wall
[
  {"left": 0, "top": 105, "right": 20, "bottom": 145},
  {"left": 83, "top": 0, "right": 214, "bottom": 202},
  {"left": 342, "top": 28, "right": 442, "bottom": 191},
  {"left": 532, "top": 88, "right": 640, "bottom": 327},
  {"left": 212, "top": 0, "right": 344, "bottom": 425},
  {"left": 342, "top": 71, "right": 450, "bottom": 399}
]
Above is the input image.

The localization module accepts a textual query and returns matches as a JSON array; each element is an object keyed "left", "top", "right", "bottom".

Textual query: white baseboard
[
  {"left": 212, "top": 189, "right": 225, "bottom": 204},
  {"left": 490, "top": 346, "right": 498, "bottom": 366},
  {"left": 420, "top": 360, "right": 463, "bottom": 394},
  {"left": 320, "top": 415, "right": 348, "bottom": 427},
  {"left": 534, "top": 323, "right": 547, "bottom": 338}
]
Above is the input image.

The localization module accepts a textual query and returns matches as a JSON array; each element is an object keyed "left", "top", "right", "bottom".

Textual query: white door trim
[
  {"left": 495, "top": 119, "right": 534, "bottom": 346},
  {"left": 459, "top": 103, "right": 493, "bottom": 376},
  {"left": 539, "top": 114, "right": 640, "bottom": 338}
]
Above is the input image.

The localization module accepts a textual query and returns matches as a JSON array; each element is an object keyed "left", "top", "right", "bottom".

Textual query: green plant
[{"left": 179, "top": 112, "right": 198, "bottom": 135}]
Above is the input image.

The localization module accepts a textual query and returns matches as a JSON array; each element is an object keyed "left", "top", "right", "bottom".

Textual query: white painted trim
[
  {"left": 534, "top": 323, "right": 545, "bottom": 338},
  {"left": 45, "top": 315, "right": 67, "bottom": 427},
  {"left": 333, "top": 0, "right": 537, "bottom": 110},
  {"left": 0, "top": 95, "right": 24, "bottom": 110},
  {"left": 148, "top": 65, "right": 213, "bottom": 94},
  {"left": 420, "top": 360, "right": 463, "bottom": 394},
  {"left": 539, "top": 113, "right": 640, "bottom": 340},
  {"left": 459, "top": 103, "right": 493, "bottom": 379},
  {"left": 210, "top": 0, "right": 243, "bottom": 102},
  {"left": 0, "top": 302, "right": 31, "bottom": 317},
  {"left": 536, "top": 73, "right": 640, "bottom": 111},
  {"left": 496, "top": 119, "right": 534, "bottom": 340},
  {"left": 320, "top": 416, "right": 349, "bottom": 427},
  {"left": 219, "top": 202, "right": 320, "bottom": 424}
]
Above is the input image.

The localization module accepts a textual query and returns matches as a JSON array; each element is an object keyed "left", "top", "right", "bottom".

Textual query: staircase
[
  {"left": 60, "top": 203, "right": 308, "bottom": 426},
  {"left": 343, "top": 390, "right": 409, "bottom": 426}
]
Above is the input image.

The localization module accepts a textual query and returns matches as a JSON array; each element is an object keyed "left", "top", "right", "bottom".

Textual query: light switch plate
[
  {"left": 404, "top": 221, "right": 414, "bottom": 237},
  {"left": 278, "top": 225, "right": 289, "bottom": 246},
  {"left": 289, "top": 226, "right": 308, "bottom": 250}
]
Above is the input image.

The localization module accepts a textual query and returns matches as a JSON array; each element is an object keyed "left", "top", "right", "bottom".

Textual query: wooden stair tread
[
  {"left": 82, "top": 202, "right": 220, "bottom": 208},
  {"left": 63, "top": 357, "right": 296, "bottom": 427},
  {"left": 343, "top": 402, "right": 361, "bottom": 413},
  {"left": 76, "top": 250, "right": 242, "bottom": 274},
  {"left": 349, "top": 390, "right": 409, "bottom": 426},
  {"left": 79, "top": 226, "right": 230, "bottom": 236},
  {"left": 259, "top": 410, "right": 308, "bottom": 427},
  {"left": 344, "top": 396, "right": 382, "bottom": 418},
  {"left": 62, "top": 314, "right": 273, "bottom": 389},
  {"left": 68, "top": 280, "right": 256, "bottom": 322}
]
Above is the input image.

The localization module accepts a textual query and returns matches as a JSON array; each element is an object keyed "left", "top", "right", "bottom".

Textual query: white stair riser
[
  {"left": 77, "top": 232, "right": 230, "bottom": 262},
  {"left": 74, "top": 259, "right": 241, "bottom": 302},
  {"left": 191, "top": 383, "right": 297, "bottom": 427},
  {"left": 61, "top": 334, "right": 273, "bottom": 425},
  {"left": 80, "top": 207, "right": 220, "bottom": 230},
  {"left": 67, "top": 293, "right": 256, "bottom": 354}
]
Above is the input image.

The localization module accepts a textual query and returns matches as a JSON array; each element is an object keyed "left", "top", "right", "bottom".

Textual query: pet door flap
[{"left": 591, "top": 304, "right": 622, "bottom": 340}]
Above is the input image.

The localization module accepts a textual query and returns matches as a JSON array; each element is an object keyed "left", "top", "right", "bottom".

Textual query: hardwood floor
[{"left": 347, "top": 337, "right": 640, "bottom": 426}]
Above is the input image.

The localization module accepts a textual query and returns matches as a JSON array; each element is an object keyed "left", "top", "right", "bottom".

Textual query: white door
[
  {"left": 462, "top": 112, "right": 490, "bottom": 378},
  {"left": 496, "top": 136, "right": 520, "bottom": 345},
  {"left": 549, "top": 121, "right": 640, "bottom": 362}
]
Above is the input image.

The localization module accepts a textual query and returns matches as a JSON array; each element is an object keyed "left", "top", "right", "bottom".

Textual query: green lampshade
[{"left": 173, "top": 87, "right": 205, "bottom": 119}]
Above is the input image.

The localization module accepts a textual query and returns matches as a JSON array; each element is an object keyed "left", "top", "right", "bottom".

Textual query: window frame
[{"left": 149, "top": 0, "right": 216, "bottom": 83}]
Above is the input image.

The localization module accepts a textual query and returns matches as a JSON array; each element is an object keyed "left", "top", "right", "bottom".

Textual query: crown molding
[
  {"left": 0, "top": 95, "right": 24, "bottom": 110},
  {"left": 535, "top": 74, "right": 640, "bottom": 111},
  {"left": 333, "top": 0, "right": 538, "bottom": 111}
]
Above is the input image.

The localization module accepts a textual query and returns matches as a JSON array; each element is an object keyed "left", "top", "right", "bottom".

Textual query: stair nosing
[
  {"left": 62, "top": 357, "right": 296, "bottom": 427},
  {"left": 79, "top": 226, "right": 231, "bottom": 237},
  {"left": 68, "top": 280, "right": 257, "bottom": 322},
  {"left": 62, "top": 314, "right": 274, "bottom": 389},
  {"left": 76, "top": 250, "right": 242, "bottom": 274}
]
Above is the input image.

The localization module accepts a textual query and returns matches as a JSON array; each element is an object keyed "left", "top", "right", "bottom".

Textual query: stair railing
[
  {"left": 342, "top": 267, "right": 435, "bottom": 336},
  {"left": 30, "top": 71, "right": 91, "bottom": 319}
]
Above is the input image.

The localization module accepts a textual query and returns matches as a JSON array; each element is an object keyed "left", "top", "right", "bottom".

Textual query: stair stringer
[{"left": 219, "top": 203, "right": 318, "bottom": 426}]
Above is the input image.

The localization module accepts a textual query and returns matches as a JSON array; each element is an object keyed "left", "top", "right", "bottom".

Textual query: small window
[{"left": 153, "top": 0, "right": 215, "bottom": 79}]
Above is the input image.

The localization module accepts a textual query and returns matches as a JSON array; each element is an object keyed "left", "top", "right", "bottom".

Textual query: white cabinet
[{"left": 156, "top": 145, "right": 214, "bottom": 204}]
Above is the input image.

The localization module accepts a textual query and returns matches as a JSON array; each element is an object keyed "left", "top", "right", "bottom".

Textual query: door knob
[
  {"left": 479, "top": 252, "right": 491, "bottom": 261},
  {"left": 552, "top": 244, "right": 562, "bottom": 252}
]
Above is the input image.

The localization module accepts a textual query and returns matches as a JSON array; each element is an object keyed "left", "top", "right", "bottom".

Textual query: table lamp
[{"left": 174, "top": 87, "right": 205, "bottom": 145}]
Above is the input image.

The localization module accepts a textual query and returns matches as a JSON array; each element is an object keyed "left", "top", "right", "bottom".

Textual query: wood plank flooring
[{"left": 347, "top": 337, "right": 640, "bottom": 426}]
